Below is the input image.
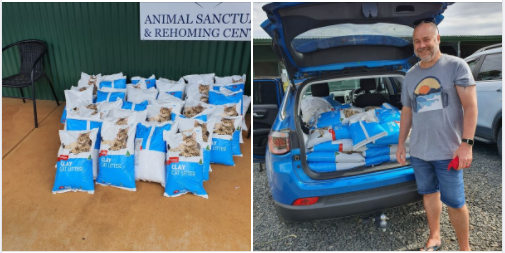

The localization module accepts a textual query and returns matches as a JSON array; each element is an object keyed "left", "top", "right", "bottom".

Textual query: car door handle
[
  {"left": 253, "top": 113, "right": 265, "bottom": 118},
  {"left": 497, "top": 89, "right": 502, "bottom": 92}
]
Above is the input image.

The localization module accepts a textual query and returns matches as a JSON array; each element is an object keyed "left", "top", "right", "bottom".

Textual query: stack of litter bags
[
  {"left": 54, "top": 72, "right": 251, "bottom": 199},
  {"left": 305, "top": 102, "right": 410, "bottom": 173}
]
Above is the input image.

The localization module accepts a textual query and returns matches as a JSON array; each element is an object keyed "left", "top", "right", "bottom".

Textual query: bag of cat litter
[
  {"left": 209, "top": 102, "right": 241, "bottom": 120},
  {"left": 183, "top": 73, "right": 215, "bottom": 85},
  {"left": 310, "top": 139, "right": 354, "bottom": 153},
  {"left": 300, "top": 97, "right": 333, "bottom": 124},
  {"left": 77, "top": 72, "right": 101, "bottom": 96},
  {"left": 362, "top": 145, "right": 409, "bottom": 157},
  {"left": 158, "top": 77, "right": 185, "bottom": 84},
  {"left": 382, "top": 102, "right": 399, "bottom": 110},
  {"left": 214, "top": 74, "right": 246, "bottom": 85},
  {"left": 307, "top": 152, "right": 365, "bottom": 163},
  {"left": 389, "top": 153, "right": 411, "bottom": 163},
  {"left": 135, "top": 121, "right": 178, "bottom": 186},
  {"left": 376, "top": 109, "right": 401, "bottom": 123},
  {"left": 364, "top": 155, "right": 391, "bottom": 166},
  {"left": 242, "top": 95, "right": 251, "bottom": 128},
  {"left": 99, "top": 76, "right": 127, "bottom": 89},
  {"left": 121, "top": 100, "right": 148, "bottom": 111},
  {"left": 65, "top": 87, "right": 94, "bottom": 104},
  {"left": 308, "top": 162, "right": 365, "bottom": 173},
  {"left": 65, "top": 116, "right": 103, "bottom": 180},
  {"left": 95, "top": 99, "right": 123, "bottom": 117},
  {"left": 146, "top": 104, "right": 179, "bottom": 124},
  {"left": 126, "top": 86, "right": 158, "bottom": 104},
  {"left": 131, "top": 75, "right": 156, "bottom": 89},
  {"left": 70, "top": 85, "right": 94, "bottom": 101},
  {"left": 306, "top": 124, "right": 352, "bottom": 149},
  {"left": 372, "top": 120, "right": 400, "bottom": 146},
  {"left": 185, "top": 83, "right": 212, "bottom": 103},
  {"left": 348, "top": 110, "right": 388, "bottom": 150},
  {"left": 227, "top": 115, "right": 243, "bottom": 157},
  {"left": 213, "top": 74, "right": 246, "bottom": 92},
  {"left": 61, "top": 90, "right": 92, "bottom": 124},
  {"left": 178, "top": 103, "right": 214, "bottom": 122},
  {"left": 177, "top": 118, "right": 216, "bottom": 181},
  {"left": 155, "top": 92, "right": 185, "bottom": 105},
  {"left": 366, "top": 136, "right": 410, "bottom": 149},
  {"left": 210, "top": 117, "right": 237, "bottom": 166},
  {"left": 103, "top": 72, "right": 124, "bottom": 79},
  {"left": 208, "top": 89, "right": 244, "bottom": 114},
  {"left": 96, "top": 88, "right": 126, "bottom": 103},
  {"left": 106, "top": 108, "right": 147, "bottom": 123},
  {"left": 163, "top": 127, "right": 208, "bottom": 198},
  {"left": 68, "top": 106, "right": 102, "bottom": 121},
  {"left": 156, "top": 79, "right": 186, "bottom": 99},
  {"left": 53, "top": 128, "right": 99, "bottom": 194},
  {"left": 96, "top": 121, "right": 137, "bottom": 191}
]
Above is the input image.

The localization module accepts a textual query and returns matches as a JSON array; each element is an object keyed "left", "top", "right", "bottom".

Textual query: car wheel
[{"left": 498, "top": 127, "right": 502, "bottom": 157}]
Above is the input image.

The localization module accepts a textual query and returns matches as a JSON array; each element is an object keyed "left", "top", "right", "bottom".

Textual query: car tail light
[
  {"left": 292, "top": 197, "right": 319, "bottom": 206},
  {"left": 268, "top": 131, "right": 290, "bottom": 155}
]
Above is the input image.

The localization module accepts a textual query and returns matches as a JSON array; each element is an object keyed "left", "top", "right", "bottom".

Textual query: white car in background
[{"left": 464, "top": 44, "right": 502, "bottom": 156}]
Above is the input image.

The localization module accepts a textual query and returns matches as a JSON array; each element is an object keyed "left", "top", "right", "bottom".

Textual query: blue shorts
[{"left": 410, "top": 156, "right": 466, "bottom": 209}]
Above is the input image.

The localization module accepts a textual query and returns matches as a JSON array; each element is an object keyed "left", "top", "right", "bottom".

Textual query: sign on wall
[{"left": 140, "top": 2, "right": 251, "bottom": 41}]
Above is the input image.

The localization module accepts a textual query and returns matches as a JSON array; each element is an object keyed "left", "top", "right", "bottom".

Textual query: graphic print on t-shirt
[{"left": 413, "top": 77, "right": 447, "bottom": 113}]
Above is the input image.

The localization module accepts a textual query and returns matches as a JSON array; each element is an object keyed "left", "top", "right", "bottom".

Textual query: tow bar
[{"left": 361, "top": 213, "right": 389, "bottom": 232}]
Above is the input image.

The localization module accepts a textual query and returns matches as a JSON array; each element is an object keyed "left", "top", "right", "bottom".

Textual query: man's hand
[
  {"left": 453, "top": 143, "right": 473, "bottom": 170},
  {"left": 396, "top": 144, "right": 407, "bottom": 165}
]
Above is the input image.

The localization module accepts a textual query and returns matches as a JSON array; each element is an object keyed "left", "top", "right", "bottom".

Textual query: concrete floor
[
  {"left": 2, "top": 100, "right": 252, "bottom": 251},
  {"left": 2, "top": 98, "right": 60, "bottom": 158}
]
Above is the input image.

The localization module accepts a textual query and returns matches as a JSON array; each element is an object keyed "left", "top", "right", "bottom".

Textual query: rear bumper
[{"left": 274, "top": 181, "right": 422, "bottom": 222}]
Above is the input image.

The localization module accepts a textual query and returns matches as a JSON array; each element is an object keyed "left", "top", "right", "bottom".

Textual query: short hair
[{"left": 413, "top": 21, "right": 439, "bottom": 37}]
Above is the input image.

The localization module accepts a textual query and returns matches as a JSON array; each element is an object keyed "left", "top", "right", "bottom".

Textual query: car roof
[{"left": 465, "top": 46, "right": 502, "bottom": 61}]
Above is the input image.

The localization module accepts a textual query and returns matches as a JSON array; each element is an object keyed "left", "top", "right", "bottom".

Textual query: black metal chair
[{"left": 2, "top": 39, "right": 60, "bottom": 128}]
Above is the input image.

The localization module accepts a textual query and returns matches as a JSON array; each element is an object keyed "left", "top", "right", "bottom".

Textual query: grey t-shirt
[{"left": 401, "top": 54, "right": 475, "bottom": 161}]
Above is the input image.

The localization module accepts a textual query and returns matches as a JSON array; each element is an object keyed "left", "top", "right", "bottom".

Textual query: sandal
[{"left": 421, "top": 242, "right": 442, "bottom": 251}]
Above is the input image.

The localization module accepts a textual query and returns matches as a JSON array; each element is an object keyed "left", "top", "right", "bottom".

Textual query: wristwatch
[{"left": 462, "top": 138, "right": 474, "bottom": 146}]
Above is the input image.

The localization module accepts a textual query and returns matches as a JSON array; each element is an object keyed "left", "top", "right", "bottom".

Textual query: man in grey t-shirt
[{"left": 396, "top": 21, "right": 477, "bottom": 251}]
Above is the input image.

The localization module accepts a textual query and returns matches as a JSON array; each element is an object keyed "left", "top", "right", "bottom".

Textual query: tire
[{"left": 498, "top": 127, "right": 502, "bottom": 157}]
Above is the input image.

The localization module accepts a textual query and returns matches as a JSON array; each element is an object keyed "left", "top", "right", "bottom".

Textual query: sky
[{"left": 253, "top": 2, "right": 503, "bottom": 38}]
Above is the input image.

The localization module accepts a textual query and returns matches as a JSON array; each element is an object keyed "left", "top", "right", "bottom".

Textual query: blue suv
[{"left": 253, "top": 2, "right": 452, "bottom": 221}]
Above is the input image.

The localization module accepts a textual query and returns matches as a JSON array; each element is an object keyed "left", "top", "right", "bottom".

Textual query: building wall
[{"left": 2, "top": 2, "right": 251, "bottom": 100}]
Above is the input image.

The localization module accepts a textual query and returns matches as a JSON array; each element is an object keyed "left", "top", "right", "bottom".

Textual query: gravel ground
[{"left": 253, "top": 142, "right": 502, "bottom": 251}]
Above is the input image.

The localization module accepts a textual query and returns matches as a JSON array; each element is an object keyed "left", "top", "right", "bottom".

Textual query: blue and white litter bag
[
  {"left": 213, "top": 74, "right": 246, "bottom": 92},
  {"left": 307, "top": 151, "right": 365, "bottom": 163},
  {"left": 382, "top": 102, "right": 399, "bottom": 110},
  {"left": 308, "top": 162, "right": 365, "bottom": 173},
  {"left": 348, "top": 110, "right": 388, "bottom": 150},
  {"left": 185, "top": 83, "right": 212, "bottom": 103},
  {"left": 362, "top": 145, "right": 409, "bottom": 157},
  {"left": 228, "top": 115, "right": 243, "bottom": 157},
  {"left": 210, "top": 102, "right": 241, "bottom": 119},
  {"left": 183, "top": 73, "right": 215, "bottom": 85},
  {"left": 310, "top": 139, "right": 354, "bottom": 153},
  {"left": 77, "top": 72, "right": 101, "bottom": 97},
  {"left": 146, "top": 104, "right": 180, "bottom": 124},
  {"left": 96, "top": 121, "right": 137, "bottom": 191},
  {"left": 61, "top": 89, "right": 93, "bottom": 124},
  {"left": 155, "top": 92, "right": 185, "bottom": 106},
  {"left": 208, "top": 89, "right": 244, "bottom": 114},
  {"left": 210, "top": 117, "right": 239, "bottom": 166},
  {"left": 364, "top": 155, "right": 391, "bottom": 166},
  {"left": 96, "top": 88, "right": 126, "bottom": 103},
  {"left": 65, "top": 87, "right": 94, "bottom": 104},
  {"left": 177, "top": 118, "right": 216, "bottom": 181},
  {"left": 314, "top": 110, "right": 341, "bottom": 129},
  {"left": 99, "top": 76, "right": 127, "bottom": 89},
  {"left": 300, "top": 97, "right": 332, "bottom": 124},
  {"left": 157, "top": 78, "right": 185, "bottom": 99},
  {"left": 65, "top": 114, "right": 103, "bottom": 179},
  {"left": 306, "top": 124, "right": 351, "bottom": 149},
  {"left": 180, "top": 98, "right": 214, "bottom": 121},
  {"left": 126, "top": 86, "right": 158, "bottom": 104},
  {"left": 67, "top": 106, "right": 102, "bottom": 121},
  {"left": 70, "top": 85, "right": 94, "bottom": 101},
  {"left": 389, "top": 153, "right": 410, "bottom": 162},
  {"left": 53, "top": 129, "right": 98, "bottom": 194},
  {"left": 376, "top": 109, "right": 401, "bottom": 123},
  {"left": 122, "top": 100, "right": 148, "bottom": 111},
  {"left": 95, "top": 99, "right": 123, "bottom": 118},
  {"left": 105, "top": 108, "right": 148, "bottom": 125},
  {"left": 135, "top": 121, "right": 178, "bottom": 186},
  {"left": 373, "top": 120, "right": 400, "bottom": 146},
  {"left": 163, "top": 127, "right": 208, "bottom": 199},
  {"left": 131, "top": 75, "right": 156, "bottom": 89}
]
